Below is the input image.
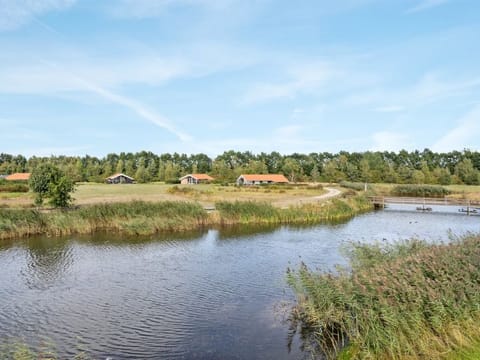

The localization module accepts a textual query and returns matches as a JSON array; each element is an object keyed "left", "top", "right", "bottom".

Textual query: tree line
[{"left": 1, "top": 149, "right": 480, "bottom": 185}]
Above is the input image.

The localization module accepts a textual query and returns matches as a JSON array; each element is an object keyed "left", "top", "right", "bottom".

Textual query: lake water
[{"left": 0, "top": 208, "right": 478, "bottom": 359}]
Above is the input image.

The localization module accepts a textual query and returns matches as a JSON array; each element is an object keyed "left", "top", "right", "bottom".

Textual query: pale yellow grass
[{"left": 0, "top": 182, "right": 331, "bottom": 208}]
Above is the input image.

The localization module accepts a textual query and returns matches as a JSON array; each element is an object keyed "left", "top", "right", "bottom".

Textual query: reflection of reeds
[
  {"left": 287, "top": 234, "right": 480, "bottom": 359},
  {"left": 0, "top": 196, "right": 372, "bottom": 240}
]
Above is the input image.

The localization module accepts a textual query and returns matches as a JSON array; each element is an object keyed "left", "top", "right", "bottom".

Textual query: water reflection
[
  {"left": 73, "top": 228, "right": 208, "bottom": 246},
  {"left": 0, "top": 211, "right": 478, "bottom": 359},
  {"left": 23, "top": 237, "right": 73, "bottom": 290}
]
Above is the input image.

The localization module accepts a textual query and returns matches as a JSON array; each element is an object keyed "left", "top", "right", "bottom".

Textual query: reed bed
[
  {"left": 287, "top": 234, "right": 480, "bottom": 359},
  {"left": 216, "top": 196, "right": 372, "bottom": 225},
  {"left": 392, "top": 184, "right": 451, "bottom": 197},
  {"left": 215, "top": 200, "right": 281, "bottom": 224},
  {"left": 0, "top": 201, "right": 209, "bottom": 239},
  {"left": 0, "top": 196, "right": 372, "bottom": 240}
]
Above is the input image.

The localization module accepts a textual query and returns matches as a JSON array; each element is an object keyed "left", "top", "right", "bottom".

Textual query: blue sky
[{"left": 1, "top": 0, "right": 479, "bottom": 157}]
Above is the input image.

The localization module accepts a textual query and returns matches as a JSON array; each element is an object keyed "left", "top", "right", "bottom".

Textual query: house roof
[
  {"left": 180, "top": 173, "right": 214, "bottom": 181},
  {"left": 5, "top": 172, "right": 31, "bottom": 181},
  {"left": 106, "top": 173, "right": 135, "bottom": 180},
  {"left": 238, "top": 174, "right": 289, "bottom": 183}
]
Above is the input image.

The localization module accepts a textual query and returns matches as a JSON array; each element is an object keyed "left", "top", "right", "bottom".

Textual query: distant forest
[{"left": 1, "top": 149, "right": 480, "bottom": 185}]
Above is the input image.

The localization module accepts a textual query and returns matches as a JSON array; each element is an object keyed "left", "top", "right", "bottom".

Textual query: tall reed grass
[
  {"left": 0, "top": 196, "right": 372, "bottom": 240},
  {"left": 287, "top": 234, "right": 480, "bottom": 359},
  {"left": 215, "top": 196, "right": 371, "bottom": 226},
  {"left": 0, "top": 201, "right": 208, "bottom": 239},
  {"left": 392, "top": 184, "right": 450, "bottom": 197}
]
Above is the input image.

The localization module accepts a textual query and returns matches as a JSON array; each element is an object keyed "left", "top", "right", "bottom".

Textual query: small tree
[{"left": 29, "top": 163, "right": 75, "bottom": 207}]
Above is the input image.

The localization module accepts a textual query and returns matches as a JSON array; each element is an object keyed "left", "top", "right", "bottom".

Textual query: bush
[
  {"left": 339, "top": 181, "right": 365, "bottom": 191},
  {"left": 0, "top": 183, "right": 29, "bottom": 192},
  {"left": 391, "top": 184, "right": 450, "bottom": 197}
]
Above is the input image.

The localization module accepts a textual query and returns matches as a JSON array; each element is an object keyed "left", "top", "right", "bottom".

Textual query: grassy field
[
  {"left": 0, "top": 182, "right": 329, "bottom": 209},
  {"left": 3, "top": 182, "right": 480, "bottom": 210}
]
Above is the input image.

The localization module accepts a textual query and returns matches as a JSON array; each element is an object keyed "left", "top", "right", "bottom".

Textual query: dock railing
[{"left": 368, "top": 196, "right": 480, "bottom": 208}]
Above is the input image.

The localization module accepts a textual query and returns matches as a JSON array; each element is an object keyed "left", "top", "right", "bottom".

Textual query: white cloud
[
  {"left": 242, "top": 62, "right": 337, "bottom": 104},
  {"left": 0, "top": 56, "right": 189, "bottom": 93},
  {"left": 431, "top": 106, "right": 480, "bottom": 152},
  {"left": 371, "top": 131, "right": 411, "bottom": 151},
  {"left": 0, "top": 0, "right": 75, "bottom": 31},
  {"left": 0, "top": 40, "right": 258, "bottom": 94},
  {"left": 75, "top": 75, "right": 192, "bottom": 142},
  {"left": 345, "top": 73, "right": 480, "bottom": 110},
  {"left": 406, "top": 0, "right": 449, "bottom": 13},
  {"left": 274, "top": 125, "right": 303, "bottom": 139},
  {"left": 111, "top": 0, "right": 239, "bottom": 18},
  {"left": 35, "top": 60, "right": 192, "bottom": 142}
]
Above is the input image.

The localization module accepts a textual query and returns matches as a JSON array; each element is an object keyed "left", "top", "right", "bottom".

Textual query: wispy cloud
[
  {"left": 406, "top": 0, "right": 449, "bottom": 14},
  {"left": 345, "top": 72, "right": 480, "bottom": 110},
  {"left": 0, "top": 55, "right": 190, "bottom": 93},
  {"left": 111, "top": 0, "right": 239, "bottom": 18},
  {"left": 40, "top": 60, "right": 192, "bottom": 142},
  {"left": 0, "top": 40, "right": 258, "bottom": 94},
  {"left": 431, "top": 105, "right": 480, "bottom": 152},
  {"left": 242, "top": 62, "right": 338, "bottom": 104},
  {"left": 0, "top": 0, "right": 75, "bottom": 31},
  {"left": 371, "top": 131, "right": 412, "bottom": 151},
  {"left": 373, "top": 105, "right": 404, "bottom": 113},
  {"left": 273, "top": 125, "right": 303, "bottom": 139}
]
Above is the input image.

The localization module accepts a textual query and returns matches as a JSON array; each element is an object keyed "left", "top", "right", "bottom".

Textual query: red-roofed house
[
  {"left": 180, "top": 174, "right": 214, "bottom": 184},
  {"left": 236, "top": 174, "right": 289, "bottom": 185},
  {"left": 5, "top": 173, "right": 31, "bottom": 181}
]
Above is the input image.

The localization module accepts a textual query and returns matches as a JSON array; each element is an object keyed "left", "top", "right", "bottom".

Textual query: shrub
[
  {"left": 391, "top": 184, "right": 450, "bottom": 197},
  {"left": 0, "top": 183, "right": 29, "bottom": 192},
  {"left": 339, "top": 181, "right": 365, "bottom": 191}
]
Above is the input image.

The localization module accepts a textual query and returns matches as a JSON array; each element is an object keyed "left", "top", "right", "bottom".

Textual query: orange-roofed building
[
  {"left": 236, "top": 174, "right": 289, "bottom": 185},
  {"left": 5, "top": 173, "right": 31, "bottom": 181},
  {"left": 180, "top": 174, "right": 214, "bottom": 184}
]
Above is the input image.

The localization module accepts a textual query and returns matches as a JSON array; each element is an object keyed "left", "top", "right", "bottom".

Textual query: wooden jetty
[{"left": 369, "top": 196, "right": 480, "bottom": 215}]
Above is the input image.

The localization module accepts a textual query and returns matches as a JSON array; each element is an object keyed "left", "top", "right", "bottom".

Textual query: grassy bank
[
  {"left": 0, "top": 201, "right": 209, "bottom": 239},
  {"left": 0, "top": 195, "right": 372, "bottom": 240},
  {"left": 287, "top": 234, "right": 480, "bottom": 359}
]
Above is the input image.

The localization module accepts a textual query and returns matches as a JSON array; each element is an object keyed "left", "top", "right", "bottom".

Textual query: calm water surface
[{"left": 0, "top": 208, "right": 478, "bottom": 359}]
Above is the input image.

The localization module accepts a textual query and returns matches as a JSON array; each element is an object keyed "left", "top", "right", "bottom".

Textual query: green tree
[
  {"left": 432, "top": 167, "right": 452, "bottom": 185},
  {"left": 455, "top": 159, "right": 480, "bottom": 185},
  {"left": 310, "top": 164, "right": 320, "bottom": 182},
  {"left": 164, "top": 161, "right": 180, "bottom": 183},
  {"left": 245, "top": 160, "right": 268, "bottom": 174},
  {"left": 411, "top": 170, "right": 425, "bottom": 184},
  {"left": 116, "top": 159, "right": 125, "bottom": 174},
  {"left": 135, "top": 165, "right": 150, "bottom": 183},
  {"left": 29, "top": 163, "right": 75, "bottom": 207},
  {"left": 282, "top": 157, "right": 301, "bottom": 182}
]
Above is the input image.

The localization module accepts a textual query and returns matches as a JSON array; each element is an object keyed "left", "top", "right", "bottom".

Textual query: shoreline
[{"left": 0, "top": 195, "right": 373, "bottom": 241}]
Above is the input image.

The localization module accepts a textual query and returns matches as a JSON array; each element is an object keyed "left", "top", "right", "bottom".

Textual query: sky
[{"left": 1, "top": 0, "right": 480, "bottom": 158}]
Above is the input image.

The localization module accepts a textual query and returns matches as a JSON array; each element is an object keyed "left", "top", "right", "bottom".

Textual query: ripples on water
[{"left": 0, "top": 209, "right": 478, "bottom": 359}]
